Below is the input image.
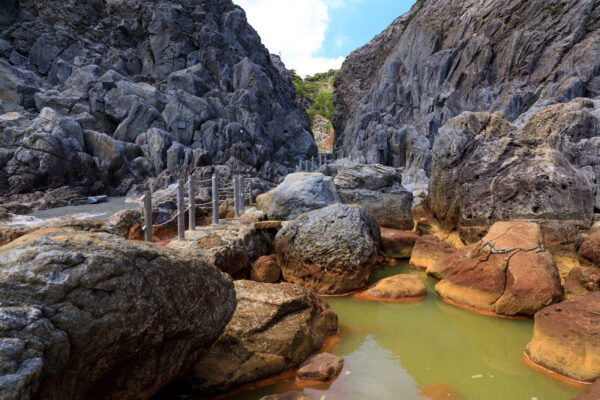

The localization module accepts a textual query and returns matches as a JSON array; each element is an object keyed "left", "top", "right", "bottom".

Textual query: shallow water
[
  {"left": 222, "top": 263, "right": 582, "bottom": 400},
  {"left": 4, "top": 197, "right": 138, "bottom": 226}
]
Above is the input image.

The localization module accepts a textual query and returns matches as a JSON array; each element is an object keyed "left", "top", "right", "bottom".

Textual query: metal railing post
[
  {"left": 188, "top": 176, "right": 195, "bottom": 231},
  {"left": 144, "top": 191, "right": 152, "bottom": 242},
  {"left": 233, "top": 175, "right": 240, "bottom": 218},
  {"left": 177, "top": 178, "right": 185, "bottom": 240},
  {"left": 212, "top": 174, "right": 219, "bottom": 225},
  {"left": 249, "top": 179, "right": 254, "bottom": 205},
  {"left": 239, "top": 176, "right": 245, "bottom": 214}
]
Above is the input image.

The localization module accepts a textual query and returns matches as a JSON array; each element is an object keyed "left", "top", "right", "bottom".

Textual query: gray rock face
[
  {"left": 334, "top": 164, "right": 413, "bottom": 229},
  {"left": 257, "top": 173, "right": 340, "bottom": 220},
  {"left": 0, "top": 229, "right": 236, "bottom": 400},
  {"left": 0, "top": 0, "right": 316, "bottom": 211},
  {"left": 333, "top": 0, "right": 600, "bottom": 192},
  {"left": 428, "top": 98, "right": 600, "bottom": 242},
  {"left": 275, "top": 204, "right": 381, "bottom": 294}
]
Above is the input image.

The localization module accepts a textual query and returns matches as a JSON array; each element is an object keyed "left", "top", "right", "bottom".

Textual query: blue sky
[{"left": 235, "top": 0, "right": 415, "bottom": 77}]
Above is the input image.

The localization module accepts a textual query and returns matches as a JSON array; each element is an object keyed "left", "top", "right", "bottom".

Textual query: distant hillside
[{"left": 291, "top": 69, "right": 337, "bottom": 151}]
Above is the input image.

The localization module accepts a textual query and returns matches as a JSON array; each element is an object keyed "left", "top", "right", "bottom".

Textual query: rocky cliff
[
  {"left": 333, "top": 0, "right": 600, "bottom": 192},
  {"left": 0, "top": 0, "right": 316, "bottom": 212}
]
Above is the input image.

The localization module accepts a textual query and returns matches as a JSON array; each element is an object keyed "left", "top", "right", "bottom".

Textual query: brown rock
[
  {"left": 0, "top": 218, "right": 106, "bottom": 246},
  {"left": 435, "top": 222, "right": 563, "bottom": 316},
  {"left": 260, "top": 392, "right": 312, "bottom": 400},
  {"left": 255, "top": 220, "right": 283, "bottom": 230},
  {"left": 359, "top": 274, "right": 427, "bottom": 301},
  {"left": 251, "top": 255, "right": 281, "bottom": 283},
  {"left": 565, "top": 266, "right": 600, "bottom": 298},
  {"left": 0, "top": 229, "right": 236, "bottom": 400},
  {"left": 178, "top": 280, "right": 338, "bottom": 395},
  {"left": 427, "top": 244, "right": 478, "bottom": 280},
  {"left": 296, "top": 353, "right": 344, "bottom": 382},
  {"left": 381, "top": 229, "right": 419, "bottom": 259},
  {"left": 409, "top": 235, "right": 456, "bottom": 271},
  {"left": 573, "top": 380, "right": 600, "bottom": 400},
  {"left": 526, "top": 293, "right": 600, "bottom": 382},
  {"left": 579, "top": 232, "right": 600, "bottom": 268},
  {"left": 106, "top": 209, "right": 141, "bottom": 238}
]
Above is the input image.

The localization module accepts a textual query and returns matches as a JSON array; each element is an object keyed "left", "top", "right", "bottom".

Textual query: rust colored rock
[
  {"left": 260, "top": 392, "right": 312, "bottom": 400},
  {"left": 579, "top": 232, "right": 600, "bottom": 268},
  {"left": 381, "top": 229, "right": 419, "bottom": 259},
  {"left": 359, "top": 274, "right": 427, "bottom": 301},
  {"left": 409, "top": 235, "right": 456, "bottom": 271},
  {"left": 251, "top": 255, "right": 281, "bottom": 283},
  {"left": 565, "top": 267, "right": 600, "bottom": 299},
  {"left": 0, "top": 218, "right": 106, "bottom": 246},
  {"left": 296, "top": 353, "right": 344, "bottom": 382},
  {"left": 573, "top": 380, "right": 600, "bottom": 400},
  {"left": 526, "top": 293, "right": 600, "bottom": 382},
  {"left": 178, "top": 281, "right": 338, "bottom": 395},
  {"left": 427, "top": 244, "right": 478, "bottom": 280},
  {"left": 435, "top": 222, "right": 562, "bottom": 316}
]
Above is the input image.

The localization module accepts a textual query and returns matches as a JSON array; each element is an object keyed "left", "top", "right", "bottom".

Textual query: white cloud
[{"left": 235, "top": 0, "right": 345, "bottom": 77}]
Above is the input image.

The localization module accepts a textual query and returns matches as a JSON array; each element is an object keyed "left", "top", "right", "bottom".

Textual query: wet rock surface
[
  {"left": 573, "top": 380, "right": 600, "bottom": 400},
  {"left": 296, "top": 353, "right": 344, "bottom": 382},
  {"left": 435, "top": 222, "right": 563, "bottom": 316},
  {"left": 359, "top": 274, "right": 427, "bottom": 301},
  {"left": 0, "top": 229, "right": 236, "bottom": 400},
  {"left": 526, "top": 293, "right": 600, "bottom": 382},
  {"left": 276, "top": 204, "right": 381, "bottom": 295},
  {"left": 170, "top": 280, "right": 338, "bottom": 395},
  {"left": 334, "top": 0, "right": 600, "bottom": 193},
  {"left": 380, "top": 229, "right": 419, "bottom": 259},
  {"left": 0, "top": 0, "right": 316, "bottom": 212}
]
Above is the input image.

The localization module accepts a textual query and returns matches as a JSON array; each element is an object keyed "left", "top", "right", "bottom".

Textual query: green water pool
[{"left": 220, "top": 263, "right": 582, "bottom": 400}]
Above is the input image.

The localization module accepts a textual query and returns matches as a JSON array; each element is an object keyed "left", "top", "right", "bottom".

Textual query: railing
[
  {"left": 141, "top": 174, "right": 275, "bottom": 242},
  {"left": 294, "top": 152, "right": 332, "bottom": 173}
]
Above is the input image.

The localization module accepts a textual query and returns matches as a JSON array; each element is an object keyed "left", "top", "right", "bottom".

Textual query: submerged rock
[
  {"left": 257, "top": 173, "right": 340, "bottom": 221},
  {"left": 409, "top": 235, "right": 456, "bottom": 271},
  {"left": 296, "top": 353, "right": 344, "bottom": 382},
  {"left": 435, "top": 222, "right": 563, "bottom": 316},
  {"left": 358, "top": 274, "right": 427, "bottom": 301},
  {"left": 0, "top": 229, "right": 236, "bottom": 400},
  {"left": 573, "top": 380, "right": 600, "bottom": 400},
  {"left": 276, "top": 204, "right": 381, "bottom": 294},
  {"left": 334, "top": 164, "right": 413, "bottom": 230},
  {"left": 526, "top": 293, "right": 600, "bottom": 382},
  {"left": 175, "top": 280, "right": 338, "bottom": 395}
]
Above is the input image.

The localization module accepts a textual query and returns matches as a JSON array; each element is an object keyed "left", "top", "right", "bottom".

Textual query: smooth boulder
[
  {"left": 0, "top": 229, "right": 236, "bottom": 400},
  {"left": 409, "top": 235, "right": 456, "bottom": 271},
  {"left": 276, "top": 204, "right": 381, "bottom": 294},
  {"left": 257, "top": 173, "right": 340, "bottom": 221},
  {"left": 380, "top": 229, "right": 419, "bottom": 259},
  {"left": 579, "top": 232, "right": 600, "bottom": 268},
  {"left": 435, "top": 222, "right": 563, "bottom": 316},
  {"left": 296, "top": 353, "right": 344, "bottom": 382},
  {"left": 177, "top": 280, "right": 338, "bottom": 395},
  {"left": 250, "top": 254, "right": 282, "bottom": 283},
  {"left": 358, "top": 274, "right": 427, "bottom": 301},
  {"left": 526, "top": 293, "right": 600, "bottom": 382}
]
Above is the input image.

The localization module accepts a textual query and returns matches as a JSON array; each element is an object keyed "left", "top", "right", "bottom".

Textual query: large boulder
[
  {"left": 435, "top": 221, "right": 563, "bottom": 316},
  {"left": 0, "top": 229, "right": 236, "bottom": 400},
  {"left": 334, "top": 164, "right": 413, "bottom": 230},
  {"left": 333, "top": 0, "right": 600, "bottom": 193},
  {"left": 0, "top": 218, "right": 106, "bottom": 246},
  {"left": 275, "top": 204, "right": 381, "bottom": 294},
  {"left": 526, "top": 293, "right": 600, "bottom": 382},
  {"left": 172, "top": 280, "right": 338, "bottom": 395},
  {"left": 428, "top": 100, "right": 600, "bottom": 244},
  {"left": 257, "top": 173, "right": 340, "bottom": 221}
]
